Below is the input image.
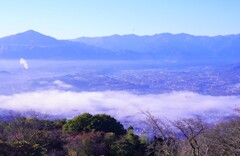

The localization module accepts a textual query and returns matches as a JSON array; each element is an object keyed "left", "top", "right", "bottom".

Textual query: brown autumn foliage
[{"left": 0, "top": 110, "right": 239, "bottom": 156}]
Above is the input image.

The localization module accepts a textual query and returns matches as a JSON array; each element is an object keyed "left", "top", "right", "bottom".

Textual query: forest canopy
[{"left": 0, "top": 111, "right": 239, "bottom": 156}]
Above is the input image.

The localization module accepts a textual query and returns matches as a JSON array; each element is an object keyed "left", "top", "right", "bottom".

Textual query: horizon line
[{"left": 1, "top": 29, "right": 240, "bottom": 40}]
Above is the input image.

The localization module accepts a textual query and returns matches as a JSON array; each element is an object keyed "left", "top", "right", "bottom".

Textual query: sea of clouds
[{"left": 0, "top": 90, "right": 238, "bottom": 121}]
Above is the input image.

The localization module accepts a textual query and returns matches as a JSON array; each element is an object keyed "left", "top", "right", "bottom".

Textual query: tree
[
  {"left": 110, "top": 127, "right": 146, "bottom": 156},
  {"left": 90, "top": 114, "right": 126, "bottom": 135},
  {"left": 0, "top": 141, "right": 46, "bottom": 156},
  {"left": 0, "top": 113, "right": 65, "bottom": 155},
  {"left": 207, "top": 118, "right": 240, "bottom": 155},
  {"left": 142, "top": 111, "right": 179, "bottom": 156},
  {"left": 12, "top": 141, "right": 46, "bottom": 156},
  {"left": 63, "top": 113, "right": 93, "bottom": 132},
  {"left": 173, "top": 118, "right": 208, "bottom": 156},
  {"left": 63, "top": 113, "right": 126, "bottom": 135},
  {"left": 64, "top": 131, "right": 116, "bottom": 156}
]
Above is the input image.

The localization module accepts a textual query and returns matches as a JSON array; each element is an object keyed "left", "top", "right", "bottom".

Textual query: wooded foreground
[{"left": 0, "top": 110, "right": 239, "bottom": 156}]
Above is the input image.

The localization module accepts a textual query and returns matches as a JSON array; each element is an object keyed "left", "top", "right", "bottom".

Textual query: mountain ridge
[
  {"left": 73, "top": 32, "right": 240, "bottom": 64},
  {"left": 76, "top": 32, "right": 240, "bottom": 38},
  {"left": 0, "top": 30, "right": 240, "bottom": 64},
  {"left": 74, "top": 32, "right": 240, "bottom": 53},
  {"left": 0, "top": 30, "right": 118, "bottom": 60},
  {"left": 0, "top": 30, "right": 61, "bottom": 46}
]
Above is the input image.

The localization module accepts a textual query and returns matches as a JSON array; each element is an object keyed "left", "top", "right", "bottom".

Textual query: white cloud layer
[{"left": 0, "top": 91, "right": 238, "bottom": 121}]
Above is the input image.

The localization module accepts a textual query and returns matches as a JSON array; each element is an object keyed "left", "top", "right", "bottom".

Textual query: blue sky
[{"left": 0, "top": 0, "right": 240, "bottom": 39}]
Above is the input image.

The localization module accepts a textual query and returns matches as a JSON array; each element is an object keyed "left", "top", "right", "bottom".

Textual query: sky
[{"left": 0, "top": 0, "right": 240, "bottom": 39}]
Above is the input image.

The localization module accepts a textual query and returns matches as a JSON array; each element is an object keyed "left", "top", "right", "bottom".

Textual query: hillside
[
  {"left": 1, "top": 30, "right": 240, "bottom": 64},
  {"left": 75, "top": 33, "right": 240, "bottom": 64},
  {"left": 0, "top": 30, "right": 115, "bottom": 60}
]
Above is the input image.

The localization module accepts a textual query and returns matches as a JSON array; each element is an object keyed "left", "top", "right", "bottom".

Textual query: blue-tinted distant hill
[
  {"left": 0, "top": 30, "right": 60, "bottom": 46},
  {"left": 74, "top": 33, "right": 240, "bottom": 64},
  {"left": 0, "top": 30, "right": 118, "bottom": 60},
  {"left": 1, "top": 30, "right": 240, "bottom": 64}
]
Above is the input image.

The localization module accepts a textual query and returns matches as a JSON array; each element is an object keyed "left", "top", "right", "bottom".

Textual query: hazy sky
[{"left": 0, "top": 0, "right": 240, "bottom": 39}]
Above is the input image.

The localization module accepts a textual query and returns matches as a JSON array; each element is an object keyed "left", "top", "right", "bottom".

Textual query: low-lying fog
[
  {"left": 0, "top": 60, "right": 239, "bottom": 122},
  {"left": 0, "top": 90, "right": 238, "bottom": 121}
]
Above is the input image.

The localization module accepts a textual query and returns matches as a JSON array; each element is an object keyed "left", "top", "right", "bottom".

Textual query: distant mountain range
[
  {"left": 75, "top": 33, "right": 240, "bottom": 64},
  {"left": 0, "top": 30, "right": 240, "bottom": 64},
  {"left": 0, "top": 30, "right": 114, "bottom": 60}
]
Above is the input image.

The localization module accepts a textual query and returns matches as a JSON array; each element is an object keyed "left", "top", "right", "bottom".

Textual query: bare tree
[
  {"left": 142, "top": 111, "right": 179, "bottom": 156},
  {"left": 173, "top": 118, "right": 208, "bottom": 156},
  {"left": 142, "top": 110, "right": 240, "bottom": 156},
  {"left": 208, "top": 118, "right": 240, "bottom": 155}
]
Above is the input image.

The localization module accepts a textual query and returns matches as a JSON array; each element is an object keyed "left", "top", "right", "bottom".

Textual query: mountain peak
[
  {"left": 25, "top": 29, "right": 38, "bottom": 33},
  {"left": 0, "top": 30, "right": 60, "bottom": 46},
  {"left": 22, "top": 29, "right": 42, "bottom": 35},
  {"left": 16, "top": 30, "right": 56, "bottom": 39}
]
